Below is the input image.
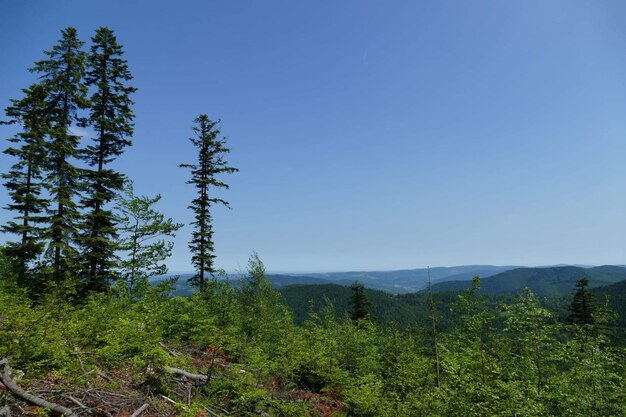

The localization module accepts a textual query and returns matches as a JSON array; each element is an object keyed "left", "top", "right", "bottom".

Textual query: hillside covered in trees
[
  {"left": 429, "top": 265, "right": 626, "bottom": 296},
  {"left": 1, "top": 27, "right": 626, "bottom": 417}
]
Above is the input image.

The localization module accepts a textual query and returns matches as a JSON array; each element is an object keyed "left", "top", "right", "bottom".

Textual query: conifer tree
[
  {"left": 115, "top": 182, "right": 183, "bottom": 293},
  {"left": 349, "top": 281, "right": 374, "bottom": 322},
  {"left": 1, "top": 84, "right": 50, "bottom": 288},
  {"left": 568, "top": 277, "right": 597, "bottom": 325},
  {"left": 240, "top": 252, "right": 284, "bottom": 343},
  {"left": 79, "top": 27, "right": 136, "bottom": 292},
  {"left": 180, "top": 115, "right": 238, "bottom": 290},
  {"left": 30, "top": 27, "right": 88, "bottom": 284}
]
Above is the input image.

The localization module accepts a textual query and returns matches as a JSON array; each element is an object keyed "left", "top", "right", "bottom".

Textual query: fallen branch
[
  {"left": 130, "top": 403, "right": 149, "bottom": 417},
  {"left": 203, "top": 407, "right": 222, "bottom": 417},
  {"left": 97, "top": 370, "right": 111, "bottom": 382},
  {"left": 159, "top": 394, "right": 180, "bottom": 407},
  {"left": 206, "top": 405, "right": 230, "bottom": 417},
  {"left": 0, "top": 358, "right": 79, "bottom": 417},
  {"left": 164, "top": 367, "right": 208, "bottom": 382},
  {"left": 65, "top": 395, "right": 88, "bottom": 410},
  {"left": 159, "top": 342, "right": 180, "bottom": 357},
  {"left": 71, "top": 351, "right": 91, "bottom": 388},
  {"left": 77, "top": 369, "right": 95, "bottom": 380}
]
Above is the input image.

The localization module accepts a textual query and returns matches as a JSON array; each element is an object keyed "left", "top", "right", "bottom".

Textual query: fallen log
[
  {"left": 0, "top": 359, "right": 78, "bottom": 417},
  {"left": 164, "top": 366, "right": 208, "bottom": 382}
]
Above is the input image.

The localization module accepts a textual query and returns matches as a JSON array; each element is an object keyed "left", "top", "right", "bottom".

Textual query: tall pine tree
[
  {"left": 180, "top": 115, "right": 237, "bottom": 290},
  {"left": 79, "top": 27, "right": 136, "bottom": 292},
  {"left": 1, "top": 84, "right": 51, "bottom": 289},
  {"left": 31, "top": 27, "right": 88, "bottom": 285}
]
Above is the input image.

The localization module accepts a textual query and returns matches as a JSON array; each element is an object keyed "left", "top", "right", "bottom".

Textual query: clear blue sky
[{"left": 1, "top": 1, "right": 625, "bottom": 272}]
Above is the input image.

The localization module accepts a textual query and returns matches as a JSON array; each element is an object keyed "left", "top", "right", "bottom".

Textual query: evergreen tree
[
  {"left": 569, "top": 277, "right": 597, "bottom": 325},
  {"left": 1, "top": 84, "right": 50, "bottom": 289},
  {"left": 180, "top": 115, "right": 238, "bottom": 290},
  {"left": 115, "top": 182, "right": 183, "bottom": 293},
  {"left": 79, "top": 27, "right": 136, "bottom": 292},
  {"left": 349, "top": 281, "right": 374, "bottom": 322},
  {"left": 30, "top": 27, "right": 88, "bottom": 285},
  {"left": 240, "top": 252, "right": 285, "bottom": 344}
]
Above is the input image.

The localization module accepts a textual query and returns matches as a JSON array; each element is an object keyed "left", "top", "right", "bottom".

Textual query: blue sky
[{"left": 1, "top": 1, "right": 625, "bottom": 272}]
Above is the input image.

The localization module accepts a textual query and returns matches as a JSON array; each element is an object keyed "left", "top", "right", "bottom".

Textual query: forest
[{"left": 1, "top": 27, "right": 626, "bottom": 417}]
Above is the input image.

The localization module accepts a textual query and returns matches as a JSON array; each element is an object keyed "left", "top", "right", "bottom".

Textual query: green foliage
[
  {"left": 1, "top": 251, "right": 626, "bottom": 415},
  {"left": 437, "top": 277, "right": 501, "bottom": 417},
  {"left": 3, "top": 27, "right": 626, "bottom": 417},
  {"left": 280, "top": 283, "right": 427, "bottom": 327},
  {"left": 550, "top": 325, "right": 626, "bottom": 416},
  {"left": 349, "top": 281, "right": 374, "bottom": 323},
  {"left": 32, "top": 27, "right": 89, "bottom": 285},
  {"left": 79, "top": 27, "right": 136, "bottom": 292},
  {"left": 67, "top": 293, "right": 170, "bottom": 369},
  {"left": 1, "top": 84, "right": 50, "bottom": 292},
  {"left": 115, "top": 181, "right": 183, "bottom": 293},
  {"left": 0, "top": 287, "right": 71, "bottom": 373},
  {"left": 180, "top": 114, "right": 237, "bottom": 289},
  {"left": 239, "top": 253, "right": 286, "bottom": 346},
  {"left": 500, "top": 288, "right": 557, "bottom": 414},
  {"left": 568, "top": 277, "right": 597, "bottom": 325},
  {"left": 432, "top": 265, "right": 626, "bottom": 296}
]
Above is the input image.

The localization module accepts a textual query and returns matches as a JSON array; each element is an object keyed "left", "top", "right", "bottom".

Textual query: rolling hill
[
  {"left": 430, "top": 266, "right": 626, "bottom": 296},
  {"left": 278, "top": 283, "right": 423, "bottom": 326},
  {"left": 158, "top": 273, "right": 331, "bottom": 297},
  {"left": 156, "top": 265, "right": 626, "bottom": 298},
  {"left": 154, "top": 264, "right": 521, "bottom": 295},
  {"left": 592, "top": 279, "right": 626, "bottom": 332},
  {"left": 297, "top": 265, "right": 520, "bottom": 293}
]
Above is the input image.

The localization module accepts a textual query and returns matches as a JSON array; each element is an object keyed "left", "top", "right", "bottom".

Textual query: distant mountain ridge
[
  {"left": 429, "top": 265, "right": 626, "bottom": 296},
  {"left": 154, "top": 264, "right": 626, "bottom": 297},
  {"left": 280, "top": 276, "right": 626, "bottom": 338},
  {"left": 153, "top": 264, "right": 521, "bottom": 295},
  {"left": 297, "top": 265, "right": 521, "bottom": 293}
]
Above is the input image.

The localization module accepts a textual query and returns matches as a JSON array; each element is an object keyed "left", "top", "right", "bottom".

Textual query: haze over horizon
[
  {"left": 2, "top": 1, "right": 626, "bottom": 272},
  {"left": 168, "top": 263, "right": 615, "bottom": 276}
]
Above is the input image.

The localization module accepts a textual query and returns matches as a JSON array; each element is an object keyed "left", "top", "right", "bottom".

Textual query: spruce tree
[
  {"left": 349, "top": 281, "right": 374, "bottom": 322},
  {"left": 568, "top": 277, "right": 597, "bottom": 325},
  {"left": 1, "top": 84, "right": 50, "bottom": 289},
  {"left": 180, "top": 115, "right": 238, "bottom": 290},
  {"left": 240, "top": 252, "right": 284, "bottom": 343},
  {"left": 79, "top": 27, "right": 136, "bottom": 292},
  {"left": 30, "top": 27, "right": 88, "bottom": 285}
]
